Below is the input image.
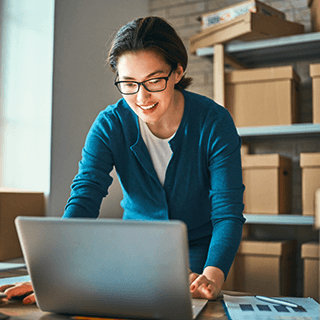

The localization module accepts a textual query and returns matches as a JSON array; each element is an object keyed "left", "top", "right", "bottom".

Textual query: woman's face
[{"left": 116, "top": 50, "right": 184, "bottom": 126}]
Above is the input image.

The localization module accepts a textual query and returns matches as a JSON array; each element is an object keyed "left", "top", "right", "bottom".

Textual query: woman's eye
[
  {"left": 148, "top": 79, "right": 160, "bottom": 84},
  {"left": 124, "top": 82, "right": 136, "bottom": 87}
]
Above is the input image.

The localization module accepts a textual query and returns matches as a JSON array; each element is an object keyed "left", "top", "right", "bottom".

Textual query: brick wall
[
  {"left": 148, "top": 0, "right": 312, "bottom": 97},
  {"left": 148, "top": 0, "right": 320, "bottom": 297}
]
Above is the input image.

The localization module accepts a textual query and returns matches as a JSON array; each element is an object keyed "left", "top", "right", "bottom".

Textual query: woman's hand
[
  {"left": 189, "top": 266, "right": 225, "bottom": 300},
  {"left": 0, "top": 281, "right": 35, "bottom": 304}
]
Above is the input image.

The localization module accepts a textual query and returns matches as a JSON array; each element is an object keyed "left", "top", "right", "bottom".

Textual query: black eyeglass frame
[{"left": 114, "top": 67, "right": 174, "bottom": 95}]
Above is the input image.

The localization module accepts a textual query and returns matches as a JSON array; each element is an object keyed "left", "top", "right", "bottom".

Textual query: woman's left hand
[{"left": 189, "top": 266, "right": 225, "bottom": 300}]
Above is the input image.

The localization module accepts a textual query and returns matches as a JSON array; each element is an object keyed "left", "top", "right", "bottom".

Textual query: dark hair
[{"left": 108, "top": 16, "right": 192, "bottom": 91}]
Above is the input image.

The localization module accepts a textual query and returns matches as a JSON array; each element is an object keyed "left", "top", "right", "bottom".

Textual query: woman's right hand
[{"left": 0, "top": 281, "right": 35, "bottom": 304}]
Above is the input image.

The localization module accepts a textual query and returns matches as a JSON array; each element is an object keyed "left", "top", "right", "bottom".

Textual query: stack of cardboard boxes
[
  {"left": 189, "top": 0, "right": 305, "bottom": 54},
  {"left": 190, "top": 1, "right": 320, "bottom": 298},
  {"left": 0, "top": 189, "right": 45, "bottom": 261}
]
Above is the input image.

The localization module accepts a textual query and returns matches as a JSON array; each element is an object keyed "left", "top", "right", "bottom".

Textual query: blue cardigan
[{"left": 64, "top": 90, "right": 245, "bottom": 277}]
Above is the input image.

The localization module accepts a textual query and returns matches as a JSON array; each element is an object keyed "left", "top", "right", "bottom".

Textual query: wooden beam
[{"left": 213, "top": 43, "right": 225, "bottom": 106}]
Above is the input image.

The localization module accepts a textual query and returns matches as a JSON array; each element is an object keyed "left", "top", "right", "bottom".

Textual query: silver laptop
[{"left": 15, "top": 217, "right": 207, "bottom": 320}]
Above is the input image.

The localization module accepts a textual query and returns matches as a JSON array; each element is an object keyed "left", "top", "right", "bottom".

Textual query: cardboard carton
[
  {"left": 200, "top": 0, "right": 285, "bottom": 29},
  {"left": 310, "top": 63, "right": 320, "bottom": 124},
  {"left": 301, "top": 242, "right": 319, "bottom": 301},
  {"left": 0, "top": 189, "right": 45, "bottom": 261},
  {"left": 229, "top": 239, "right": 297, "bottom": 296},
  {"left": 242, "top": 154, "right": 292, "bottom": 214},
  {"left": 225, "top": 66, "right": 300, "bottom": 127},
  {"left": 189, "top": 12, "right": 304, "bottom": 54},
  {"left": 300, "top": 153, "right": 320, "bottom": 216},
  {"left": 308, "top": 0, "right": 320, "bottom": 32}
]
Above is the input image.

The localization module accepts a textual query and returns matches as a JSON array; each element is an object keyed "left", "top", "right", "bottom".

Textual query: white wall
[{"left": 48, "top": 0, "right": 148, "bottom": 217}]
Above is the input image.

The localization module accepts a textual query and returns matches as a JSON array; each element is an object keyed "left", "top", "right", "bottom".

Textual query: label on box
[{"left": 202, "top": 3, "right": 258, "bottom": 28}]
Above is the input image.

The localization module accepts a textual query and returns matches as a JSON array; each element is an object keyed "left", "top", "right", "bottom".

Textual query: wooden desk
[
  {"left": 0, "top": 295, "right": 233, "bottom": 320},
  {"left": 0, "top": 269, "right": 237, "bottom": 320}
]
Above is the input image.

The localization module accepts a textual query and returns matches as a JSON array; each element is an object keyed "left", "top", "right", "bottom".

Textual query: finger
[
  {"left": 0, "top": 285, "right": 15, "bottom": 292},
  {"left": 191, "top": 281, "right": 217, "bottom": 300},
  {"left": 190, "top": 274, "right": 208, "bottom": 292},
  {"left": 4, "top": 283, "right": 33, "bottom": 299},
  {"left": 0, "top": 281, "right": 31, "bottom": 292},
  {"left": 189, "top": 272, "right": 199, "bottom": 284},
  {"left": 13, "top": 282, "right": 32, "bottom": 287},
  {"left": 22, "top": 293, "right": 36, "bottom": 305}
]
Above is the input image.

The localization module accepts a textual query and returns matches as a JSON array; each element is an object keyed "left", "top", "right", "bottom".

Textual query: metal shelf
[
  {"left": 244, "top": 214, "right": 315, "bottom": 225},
  {"left": 196, "top": 32, "right": 320, "bottom": 67},
  {"left": 195, "top": 33, "right": 320, "bottom": 227},
  {"left": 237, "top": 123, "right": 320, "bottom": 139}
]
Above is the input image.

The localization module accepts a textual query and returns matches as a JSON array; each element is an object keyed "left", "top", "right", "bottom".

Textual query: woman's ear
[{"left": 174, "top": 64, "right": 184, "bottom": 84}]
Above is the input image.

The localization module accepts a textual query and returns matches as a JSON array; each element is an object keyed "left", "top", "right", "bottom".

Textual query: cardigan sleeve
[
  {"left": 204, "top": 108, "right": 245, "bottom": 278},
  {"left": 63, "top": 112, "right": 115, "bottom": 218}
]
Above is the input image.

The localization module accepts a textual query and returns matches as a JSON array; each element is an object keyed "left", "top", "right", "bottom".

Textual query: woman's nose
[{"left": 136, "top": 84, "right": 151, "bottom": 103}]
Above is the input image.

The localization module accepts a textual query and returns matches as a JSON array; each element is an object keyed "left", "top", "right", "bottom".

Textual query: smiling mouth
[{"left": 139, "top": 103, "right": 158, "bottom": 110}]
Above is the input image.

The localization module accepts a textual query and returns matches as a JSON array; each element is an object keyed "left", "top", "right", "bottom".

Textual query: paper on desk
[{"left": 223, "top": 294, "right": 320, "bottom": 320}]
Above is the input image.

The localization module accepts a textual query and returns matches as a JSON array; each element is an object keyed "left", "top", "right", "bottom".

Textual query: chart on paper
[{"left": 223, "top": 294, "right": 320, "bottom": 320}]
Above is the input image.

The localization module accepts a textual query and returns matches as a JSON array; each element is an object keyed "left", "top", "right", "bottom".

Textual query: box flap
[
  {"left": 242, "top": 154, "right": 291, "bottom": 168},
  {"left": 300, "top": 153, "right": 320, "bottom": 167},
  {"left": 201, "top": 0, "right": 285, "bottom": 28},
  {"left": 225, "top": 66, "right": 299, "bottom": 84},
  {"left": 310, "top": 63, "right": 320, "bottom": 77},
  {"left": 301, "top": 242, "right": 320, "bottom": 258},
  {"left": 238, "top": 239, "right": 296, "bottom": 256}
]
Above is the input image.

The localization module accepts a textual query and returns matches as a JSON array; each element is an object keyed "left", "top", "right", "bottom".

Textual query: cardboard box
[
  {"left": 0, "top": 189, "right": 45, "bottom": 261},
  {"left": 242, "top": 154, "right": 292, "bottom": 214},
  {"left": 189, "top": 12, "right": 304, "bottom": 54},
  {"left": 228, "top": 239, "right": 297, "bottom": 296},
  {"left": 310, "top": 63, "right": 320, "bottom": 124},
  {"left": 300, "top": 153, "right": 320, "bottom": 216},
  {"left": 225, "top": 66, "right": 300, "bottom": 127},
  {"left": 301, "top": 242, "right": 319, "bottom": 301},
  {"left": 308, "top": 0, "right": 320, "bottom": 32},
  {"left": 200, "top": 0, "right": 285, "bottom": 29}
]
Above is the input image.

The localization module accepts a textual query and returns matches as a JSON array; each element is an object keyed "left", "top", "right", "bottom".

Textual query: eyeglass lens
[{"left": 117, "top": 78, "right": 167, "bottom": 94}]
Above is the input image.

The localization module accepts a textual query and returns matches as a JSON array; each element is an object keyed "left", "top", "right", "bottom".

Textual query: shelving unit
[
  {"left": 196, "top": 32, "right": 320, "bottom": 227},
  {"left": 196, "top": 32, "right": 320, "bottom": 66},
  {"left": 244, "top": 214, "right": 314, "bottom": 225},
  {"left": 237, "top": 123, "right": 320, "bottom": 139}
]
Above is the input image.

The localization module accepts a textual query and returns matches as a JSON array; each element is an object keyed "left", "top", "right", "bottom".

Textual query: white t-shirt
[{"left": 139, "top": 118, "right": 175, "bottom": 186}]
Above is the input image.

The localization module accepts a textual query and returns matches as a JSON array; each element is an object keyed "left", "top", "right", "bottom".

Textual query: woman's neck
[{"left": 146, "top": 90, "right": 185, "bottom": 139}]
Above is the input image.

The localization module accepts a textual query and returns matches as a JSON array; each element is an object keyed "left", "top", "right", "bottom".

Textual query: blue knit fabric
[{"left": 63, "top": 90, "right": 245, "bottom": 278}]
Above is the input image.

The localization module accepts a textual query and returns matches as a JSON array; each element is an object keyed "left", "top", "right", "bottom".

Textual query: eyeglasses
[{"left": 114, "top": 68, "right": 174, "bottom": 95}]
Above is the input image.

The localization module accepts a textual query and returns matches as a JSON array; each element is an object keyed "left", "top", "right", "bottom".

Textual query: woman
[{"left": 1, "top": 16, "right": 245, "bottom": 304}]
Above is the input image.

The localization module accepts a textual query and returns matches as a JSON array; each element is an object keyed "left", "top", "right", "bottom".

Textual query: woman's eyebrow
[{"left": 122, "top": 70, "right": 166, "bottom": 80}]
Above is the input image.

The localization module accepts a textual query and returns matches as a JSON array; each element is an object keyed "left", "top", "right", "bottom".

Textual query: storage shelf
[
  {"left": 237, "top": 123, "right": 320, "bottom": 139},
  {"left": 195, "top": 32, "right": 320, "bottom": 228},
  {"left": 196, "top": 32, "right": 320, "bottom": 67},
  {"left": 244, "top": 214, "right": 315, "bottom": 225}
]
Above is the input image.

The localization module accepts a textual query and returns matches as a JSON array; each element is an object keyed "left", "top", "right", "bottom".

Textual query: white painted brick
[
  {"left": 169, "top": 2, "right": 206, "bottom": 18},
  {"left": 149, "top": 0, "right": 186, "bottom": 11},
  {"left": 149, "top": 8, "right": 168, "bottom": 18}
]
